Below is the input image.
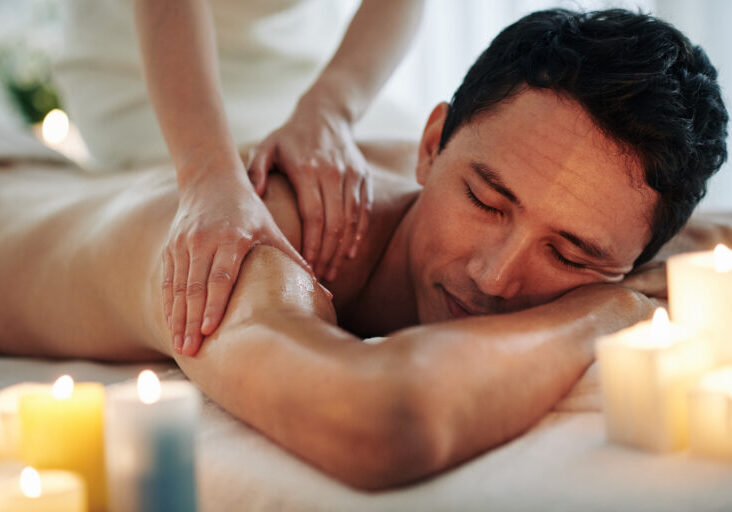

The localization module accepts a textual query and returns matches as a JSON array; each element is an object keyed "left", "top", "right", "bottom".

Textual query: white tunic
[{"left": 54, "top": 0, "right": 365, "bottom": 170}]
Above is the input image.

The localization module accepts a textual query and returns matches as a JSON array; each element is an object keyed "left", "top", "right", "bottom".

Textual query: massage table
[{"left": 2, "top": 126, "right": 732, "bottom": 511}]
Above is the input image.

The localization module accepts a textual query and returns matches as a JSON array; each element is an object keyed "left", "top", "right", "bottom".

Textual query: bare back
[{"left": 0, "top": 141, "right": 419, "bottom": 361}]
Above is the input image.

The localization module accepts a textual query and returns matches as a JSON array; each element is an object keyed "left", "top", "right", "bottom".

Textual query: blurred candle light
[
  {"left": 41, "top": 109, "right": 70, "bottom": 145},
  {"left": 688, "top": 366, "right": 732, "bottom": 459},
  {"left": 19, "top": 377, "right": 106, "bottom": 511},
  {"left": 713, "top": 243, "right": 732, "bottom": 272},
  {"left": 0, "top": 465, "right": 87, "bottom": 511},
  {"left": 106, "top": 370, "right": 200, "bottom": 512},
  {"left": 597, "top": 308, "right": 714, "bottom": 452},
  {"left": 668, "top": 245, "right": 732, "bottom": 363},
  {"left": 20, "top": 466, "right": 41, "bottom": 498},
  {"left": 52, "top": 375, "right": 74, "bottom": 400},
  {"left": 137, "top": 370, "right": 162, "bottom": 405}
]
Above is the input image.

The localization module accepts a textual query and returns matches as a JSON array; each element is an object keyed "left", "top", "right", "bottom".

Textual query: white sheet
[{"left": 2, "top": 356, "right": 731, "bottom": 512}]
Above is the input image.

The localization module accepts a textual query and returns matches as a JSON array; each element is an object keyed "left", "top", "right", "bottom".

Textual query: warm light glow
[
  {"left": 699, "top": 366, "right": 732, "bottom": 395},
  {"left": 137, "top": 370, "right": 161, "bottom": 404},
  {"left": 52, "top": 375, "right": 74, "bottom": 400},
  {"left": 650, "top": 307, "right": 672, "bottom": 346},
  {"left": 20, "top": 466, "right": 41, "bottom": 498},
  {"left": 714, "top": 244, "right": 732, "bottom": 273},
  {"left": 41, "top": 109, "right": 69, "bottom": 145}
]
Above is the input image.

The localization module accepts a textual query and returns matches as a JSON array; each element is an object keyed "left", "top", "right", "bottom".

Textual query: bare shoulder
[{"left": 358, "top": 139, "right": 419, "bottom": 180}]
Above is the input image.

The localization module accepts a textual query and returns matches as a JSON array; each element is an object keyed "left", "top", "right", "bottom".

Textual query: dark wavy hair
[{"left": 440, "top": 9, "right": 728, "bottom": 266}]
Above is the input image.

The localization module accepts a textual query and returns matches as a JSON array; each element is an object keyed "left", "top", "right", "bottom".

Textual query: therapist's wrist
[
  {"left": 175, "top": 148, "right": 250, "bottom": 193},
  {"left": 297, "top": 75, "right": 362, "bottom": 126}
]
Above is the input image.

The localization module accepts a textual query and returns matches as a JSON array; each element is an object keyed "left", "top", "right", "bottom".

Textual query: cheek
[{"left": 412, "top": 191, "right": 476, "bottom": 265}]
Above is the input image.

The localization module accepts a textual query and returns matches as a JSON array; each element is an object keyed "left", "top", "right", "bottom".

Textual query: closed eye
[
  {"left": 549, "top": 245, "right": 587, "bottom": 270},
  {"left": 465, "top": 185, "right": 502, "bottom": 216}
]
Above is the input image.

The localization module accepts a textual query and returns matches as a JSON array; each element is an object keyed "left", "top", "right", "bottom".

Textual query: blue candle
[{"left": 105, "top": 371, "right": 200, "bottom": 512}]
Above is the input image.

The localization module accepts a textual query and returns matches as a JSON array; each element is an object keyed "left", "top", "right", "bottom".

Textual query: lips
[{"left": 441, "top": 287, "right": 478, "bottom": 319}]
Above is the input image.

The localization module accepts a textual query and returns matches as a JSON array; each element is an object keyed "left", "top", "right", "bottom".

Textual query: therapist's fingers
[
  {"left": 315, "top": 168, "right": 346, "bottom": 279},
  {"left": 161, "top": 249, "right": 174, "bottom": 329},
  {"left": 200, "top": 238, "right": 249, "bottom": 339},
  {"left": 170, "top": 241, "right": 190, "bottom": 354},
  {"left": 248, "top": 143, "right": 274, "bottom": 196},
  {"left": 349, "top": 177, "right": 373, "bottom": 260},
  {"left": 291, "top": 169, "right": 326, "bottom": 269},
  {"left": 182, "top": 247, "right": 214, "bottom": 356},
  {"left": 325, "top": 170, "right": 361, "bottom": 281}
]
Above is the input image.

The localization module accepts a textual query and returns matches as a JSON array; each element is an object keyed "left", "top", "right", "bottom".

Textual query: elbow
[{"left": 320, "top": 368, "right": 449, "bottom": 491}]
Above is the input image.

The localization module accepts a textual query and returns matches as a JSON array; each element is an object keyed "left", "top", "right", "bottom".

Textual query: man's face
[{"left": 409, "top": 88, "right": 658, "bottom": 323}]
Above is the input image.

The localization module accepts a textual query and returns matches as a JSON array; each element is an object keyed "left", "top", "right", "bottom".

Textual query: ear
[{"left": 416, "top": 102, "right": 449, "bottom": 186}]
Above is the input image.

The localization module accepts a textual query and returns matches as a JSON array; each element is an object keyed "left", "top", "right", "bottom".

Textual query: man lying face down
[{"left": 0, "top": 9, "right": 727, "bottom": 490}]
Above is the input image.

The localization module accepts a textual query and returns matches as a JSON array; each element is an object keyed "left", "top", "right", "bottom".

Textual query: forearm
[
  {"left": 386, "top": 284, "right": 654, "bottom": 470},
  {"left": 299, "top": 0, "right": 425, "bottom": 123},
  {"left": 133, "top": 0, "right": 243, "bottom": 188}
]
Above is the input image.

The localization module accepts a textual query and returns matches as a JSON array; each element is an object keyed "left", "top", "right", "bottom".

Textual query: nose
[{"left": 466, "top": 231, "right": 530, "bottom": 299}]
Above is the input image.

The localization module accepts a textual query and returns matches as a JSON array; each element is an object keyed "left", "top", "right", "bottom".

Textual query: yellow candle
[
  {"left": 688, "top": 366, "right": 732, "bottom": 459},
  {"left": 0, "top": 384, "right": 48, "bottom": 461},
  {"left": 18, "top": 376, "right": 106, "bottom": 512},
  {"left": 668, "top": 244, "right": 732, "bottom": 363},
  {"left": 0, "top": 466, "right": 87, "bottom": 512},
  {"left": 597, "top": 308, "right": 714, "bottom": 451}
]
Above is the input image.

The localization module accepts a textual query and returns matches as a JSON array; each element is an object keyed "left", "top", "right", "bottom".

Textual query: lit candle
[
  {"left": 18, "top": 376, "right": 106, "bottom": 511},
  {"left": 668, "top": 244, "right": 732, "bottom": 363},
  {"left": 0, "top": 384, "right": 48, "bottom": 460},
  {"left": 688, "top": 365, "right": 732, "bottom": 459},
  {"left": 105, "top": 370, "right": 200, "bottom": 512},
  {"left": 0, "top": 466, "right": 87, "bottom": 511},
  {"left": 596, "top": 308, "right": 714, "bottom": 451}
]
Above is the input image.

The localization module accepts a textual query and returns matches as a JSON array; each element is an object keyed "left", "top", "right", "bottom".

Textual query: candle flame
[
  {"left": 699, "top": 366, "right": 732, "bottom": 395},
  {"left": 650, "top": 308, "right": 671, "bottom": 346},
  {"left": 713, "top": 244, "right": 732, "bottom": 273},
  {"left": 652, "top": 307, "right": 670, "bottom": 327},
  {"left": 52, "top": 375, "right": 74, "bottom": 400},
  {"left": 138, "top": 370, "right": 161, "bottom": 404},
  {"left": 20, "top": 466, "right": 41, "bottom": 498},
  {"left": 41, "top": 108, "right": 69, "bottom": 145}
]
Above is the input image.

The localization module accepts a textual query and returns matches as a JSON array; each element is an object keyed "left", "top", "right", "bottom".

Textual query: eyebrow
[
  {"left": 469, "top": 161, "right": 612, "bottom": 261},
  {"left": 556, "top": 230, "right": 611, "bottom": 260},
  {"left": 470, "top": 162, "right": 522, "bottom": 208}
]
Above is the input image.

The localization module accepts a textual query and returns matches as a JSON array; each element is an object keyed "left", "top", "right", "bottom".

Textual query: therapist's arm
[
  {"left": 170, "top": 246, "right": 655, "bottom": 490},
  {"left": 248, "top": 0, "right": 426, "bottom": 282},
  {"left": 133, "top": 0, "right": 310, "bottom": 357}
]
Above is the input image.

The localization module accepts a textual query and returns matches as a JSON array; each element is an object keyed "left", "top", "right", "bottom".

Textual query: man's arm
[{"left": 166, "top": 246, "right": 654, "bottom": 490}]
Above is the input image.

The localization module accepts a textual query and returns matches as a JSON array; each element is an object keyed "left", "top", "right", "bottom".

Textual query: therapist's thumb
[{"left": 248, "top": 146, "right": 273, "bottom": 196}]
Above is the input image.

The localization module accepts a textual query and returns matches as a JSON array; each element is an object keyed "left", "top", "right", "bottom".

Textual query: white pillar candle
[
  {"left": 597, "top": 308, "right": 714, "bottom": 451},
  {"left": 0, "top": 466, "right": 87, "bottom": 512},
  {"left": 105, "top": 370, "right": 200, "bottom": 512},
  {"left": 688, "top": 365, "right": 732, "bottom": 459},
  {"left": 668, "top": 244, "right": 732, "bottom": 363}
]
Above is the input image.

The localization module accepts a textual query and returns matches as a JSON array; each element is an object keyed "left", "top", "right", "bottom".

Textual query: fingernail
[
  {"left": 326, "top": 268, "right": 337, "bottom": 281},
  {"left": 201, "top": 316, "right": 212, "bottom": 333},
  {"left": 183, "top": 335, "right": 191, "bottom": 353},
  {"left": 348, "top": 245, "right": 358, "bottom": 259},
  {"left": 173, "top": 334, "right": 183, "bottom": 353}
]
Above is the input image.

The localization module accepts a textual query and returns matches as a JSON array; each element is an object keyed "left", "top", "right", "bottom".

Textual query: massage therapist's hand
[
  {"left": 248, "top": 97, "right": 373, "bottom": 282},
  {"left": 162, "top": 171, "right": 312, "bottom": 357}
]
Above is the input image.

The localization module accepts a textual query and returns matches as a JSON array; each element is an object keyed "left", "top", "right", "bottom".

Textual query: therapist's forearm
[
  {"left": 133, "top": 0, "right": 244, "bottom": 190},
  {"left": 299, "top": 0, "right": 425, "bottom": 123}
]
